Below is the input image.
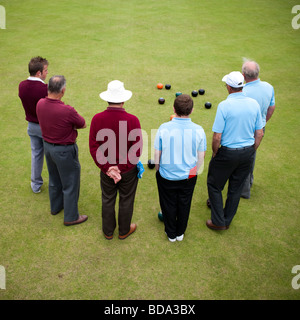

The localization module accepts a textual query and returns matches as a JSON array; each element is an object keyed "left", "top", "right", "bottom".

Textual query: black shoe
[{"left": 206, "top": 219, "right": 229, "bottom": 231}]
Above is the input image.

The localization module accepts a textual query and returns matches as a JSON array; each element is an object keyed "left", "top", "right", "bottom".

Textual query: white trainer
[
  {"left": 176, "top": 234, "right": 184, "bottom": 241},
  {"left": 165, "top": 232, "right": 176, "bottom": 242}
]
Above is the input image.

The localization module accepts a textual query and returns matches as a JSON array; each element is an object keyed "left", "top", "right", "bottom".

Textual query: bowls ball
[
  {"left": 147, "top": 159, "right": 155, "bottom": 169},
  {"left": 191, "top": 90, "right": 198, "bottom": 97},
  {"left": 205, "top": 102, "right": 212, "bottom": 109},
  {"left": 175, "top": 92, "right": 182, "bottom": 97},
  {"left": 158, "top": 97, "right": 165, "bottom": 104},
  {"left": 198, "top": 89, "right": 205, "bottom": 95},
  {"left": 158, "top": 211, "right": 164, "bottom": 222},
  {"left": 165, "top": 84, "right": 171, "bottom": 90},
  {"left": 157, "top": 83, "right": 163, "bottom": 89}
]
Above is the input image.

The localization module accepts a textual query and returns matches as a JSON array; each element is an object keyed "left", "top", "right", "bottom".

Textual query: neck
[
  {"left": 228, "top": 90, "right": 242, "bottom": 95},
  {"left": 227, "top": 85, "right": 243, "bottom": 95},
  {"left": 175, "top": 114, "right": 190, "bottom": 118},
  {"left": 108, "top": 102, "right": 124, "bottom": 108},
  {"left": 48, "top": 92, "right": 63, "bottom": 100},
  {"left": 32, "top": 72, "right": 44, "bottom": 81},
  {"left": 245, "top": 77, "right": 258, "bottom": 84}
]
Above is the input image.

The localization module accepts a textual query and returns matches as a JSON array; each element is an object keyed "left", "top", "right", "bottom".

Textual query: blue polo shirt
[
  {"left": 212, "top": 92, "right": 263, "bottom": 148},
  {"left": 154, "top": 117, "right": 206, "bottom": 180},
  {"left": 243, "top": 79, "right": 275, "bottom": 127}
]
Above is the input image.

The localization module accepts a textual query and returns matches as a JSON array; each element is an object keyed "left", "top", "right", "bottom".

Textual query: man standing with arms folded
[
  {"left": 206, "top": 71, "right": 264, "bottom": 230},
  {"left": 89, "top": 80, "right": 143, "bottom": 240},
  {"left": 19, "top": 56, "right": 49, "bottom": 193},
  {"left": 37, "top": 75, "right": 88, "bottom": 226},
  {"left": 241, "top": 60, "right": 276, "bottom": 199}
]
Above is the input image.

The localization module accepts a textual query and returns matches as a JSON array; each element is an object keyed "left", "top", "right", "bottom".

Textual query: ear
[{"left": 190, "top": 107, "right": 194, "bottom": 114}]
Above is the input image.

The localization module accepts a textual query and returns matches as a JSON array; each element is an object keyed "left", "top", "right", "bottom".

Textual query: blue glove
[{"left": 137, "top": 161, "right": 145, "bottom": 179}]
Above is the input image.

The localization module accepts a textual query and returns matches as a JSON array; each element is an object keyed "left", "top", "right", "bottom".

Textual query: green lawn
[{"left": 0, "top": 0, "right": 299, "bottom": 300}]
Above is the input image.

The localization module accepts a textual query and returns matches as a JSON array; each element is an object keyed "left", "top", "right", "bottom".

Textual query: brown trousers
[{"left": 100, "top": 166, "right": 138, "bottom": 236}]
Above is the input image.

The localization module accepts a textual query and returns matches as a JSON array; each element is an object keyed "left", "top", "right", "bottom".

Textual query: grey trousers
[
  {"left": 100, "top": 166, "right": 138, "bottom": 237},
  {"left": 44, "top": 142, "right": 81, "bottom": 222},
  {"left": 27, "top": 122, "right": 44, "bottom": 192}
]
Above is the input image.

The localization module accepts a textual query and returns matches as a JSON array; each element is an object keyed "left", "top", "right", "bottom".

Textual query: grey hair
[
  {"left": 242, "top": 61, "right": 260, "bottom": 80},
  {"left": 48, "top": 75, "right": 66, "bottom": 94}
]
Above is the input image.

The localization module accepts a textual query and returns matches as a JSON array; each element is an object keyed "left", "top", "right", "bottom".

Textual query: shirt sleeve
[
  {"left": 89, "top": 114, "right": 110, "bottom": 172},
  {"left": 270, "top": 86, "right": 275, "bottom": 106},
  {"left": 126, "top": 116, "right": 143, "bottom": 166},
  {"left": 154, "top": 127, "right": 162, "bottom": 151},
  {"left": 197, "top": 128, "right": 207, "bottom": 152},
  {"left": 212, "top": 103, "right": 225, "bottom": 133},
  {"left": 255, "top": 107, "right": 264, "bottom": 130},
  {"left": 69, "top": 106, "right": 86, "bottom": 128},
  {"left": 131, "top": 117, "right": 143, "bottom": 158}
]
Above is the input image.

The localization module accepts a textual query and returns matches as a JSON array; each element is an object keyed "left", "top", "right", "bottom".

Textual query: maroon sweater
[
  {"left": 89, "top": 107, "right": 143, "bottom": 174},
  {"left": 37, "top": 97, "right": 86, "bottom": 145},
  {"left": 19, "top": 79, "right": 48, "bottom": 123}
]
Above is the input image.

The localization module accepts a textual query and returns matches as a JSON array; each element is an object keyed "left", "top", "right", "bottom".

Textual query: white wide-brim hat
[
  {"left": 222, "top": 71, "right": 244, "bottom": 88},
  {"left": 100, "top": 80, "right": 132, "bottom": 103}
]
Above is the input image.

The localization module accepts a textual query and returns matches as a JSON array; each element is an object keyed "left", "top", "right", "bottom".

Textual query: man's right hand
[{"left": 107, "top": 166, "right": 122, "bottom": 184}]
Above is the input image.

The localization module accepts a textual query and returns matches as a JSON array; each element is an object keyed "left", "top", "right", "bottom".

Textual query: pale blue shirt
[
  {"left": 154, "top": 118, "right": 206, "bottom": 180},
  {"left": 243, "top": 79, "right": 275, "bottom": 127},
  {"left": 212, "top": 92, "right": 263, "bottom": 148}
]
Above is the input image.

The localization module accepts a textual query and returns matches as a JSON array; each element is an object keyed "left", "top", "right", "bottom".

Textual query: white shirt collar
[{"left": 27, "top": 76, "right": 45, "bottom": 84}]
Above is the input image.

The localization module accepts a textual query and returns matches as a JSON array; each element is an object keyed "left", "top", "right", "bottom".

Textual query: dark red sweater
[
  {"left": 89, "top": 107, "right": 143, "bottom": 173},
  {"left": 18, "top": 79, "right": 48, "bottom": 123},
  {"left": 37, "top": 97, "right": 86, "bottom": 145}
]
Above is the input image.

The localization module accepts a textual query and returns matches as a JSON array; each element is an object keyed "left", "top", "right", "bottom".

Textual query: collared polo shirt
[
  {"left": 154, "top": 117, "right": 206, "bottom": 181},
  {"left": 212, "top": 92, "right": 263, "bottom": 148},
  {"left": 243, "top": 79, "right": 275, "bottom": 127}
]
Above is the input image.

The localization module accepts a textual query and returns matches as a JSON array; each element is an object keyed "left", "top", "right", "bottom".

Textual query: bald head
[
  {"left": 242, "top": 61, "right": 260, "bottom": 82},
  {"left": 48, "top": 75, "right": 66, "bottom": 94}
]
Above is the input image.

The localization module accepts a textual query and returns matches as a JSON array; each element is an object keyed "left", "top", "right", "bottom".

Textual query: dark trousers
[
  {"left": 100, "top": 166, "right": 138, "bottom": 237},
  {"left": 207, "top": 145, "right": 255, "bottom": 227},
  {"left": 44, "top": 142, "right": 81, "bottom": 222},
  {"left": 156, "top": 171, "right": 197, "bottom": 239},
  {"left": 241, "top": 127, "right": 265, "bottom": 198},
  {"left": 241, "top": 150, "right": 256, "bottom": 198}
]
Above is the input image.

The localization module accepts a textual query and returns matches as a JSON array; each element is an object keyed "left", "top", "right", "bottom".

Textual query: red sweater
[
  {"left": 18, "top": 79, "right": 48, "bottom": 123},
  {"left": 37, "top": 97, "right": 86, "bottom": 145},
  {"left": 89, "top": 107, "right": 143, "bottom": 173}
]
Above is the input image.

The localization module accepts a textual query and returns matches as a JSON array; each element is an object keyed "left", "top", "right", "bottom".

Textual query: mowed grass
[{"left": 0, "top": 0, "right": 299, "bottom": 300}]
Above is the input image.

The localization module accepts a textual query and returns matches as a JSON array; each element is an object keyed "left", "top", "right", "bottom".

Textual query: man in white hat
[
  {"left": 206, "top": 72, "right": 264, "bottom": 230},
  {"left": 89, "top": 80, "right": 143, "bottom": 240}
]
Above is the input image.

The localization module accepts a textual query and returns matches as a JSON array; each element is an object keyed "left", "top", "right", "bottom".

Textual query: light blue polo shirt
[
  {"left": 243, "top": 79, "right": 275, "bottom": 127},
  {"left": 212, "top": 92, "right": 263, "bottom": 148},
  {"left": 154, "top": 117, "right": 206, "bottom": 180}
]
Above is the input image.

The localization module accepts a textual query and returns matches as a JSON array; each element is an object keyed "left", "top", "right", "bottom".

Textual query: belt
[
  {"left": 44, "top": 141, "right": 75, "bottom": 146},
  {"left": 221, "top": 144, "right": 254, "bottom": 151}
]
